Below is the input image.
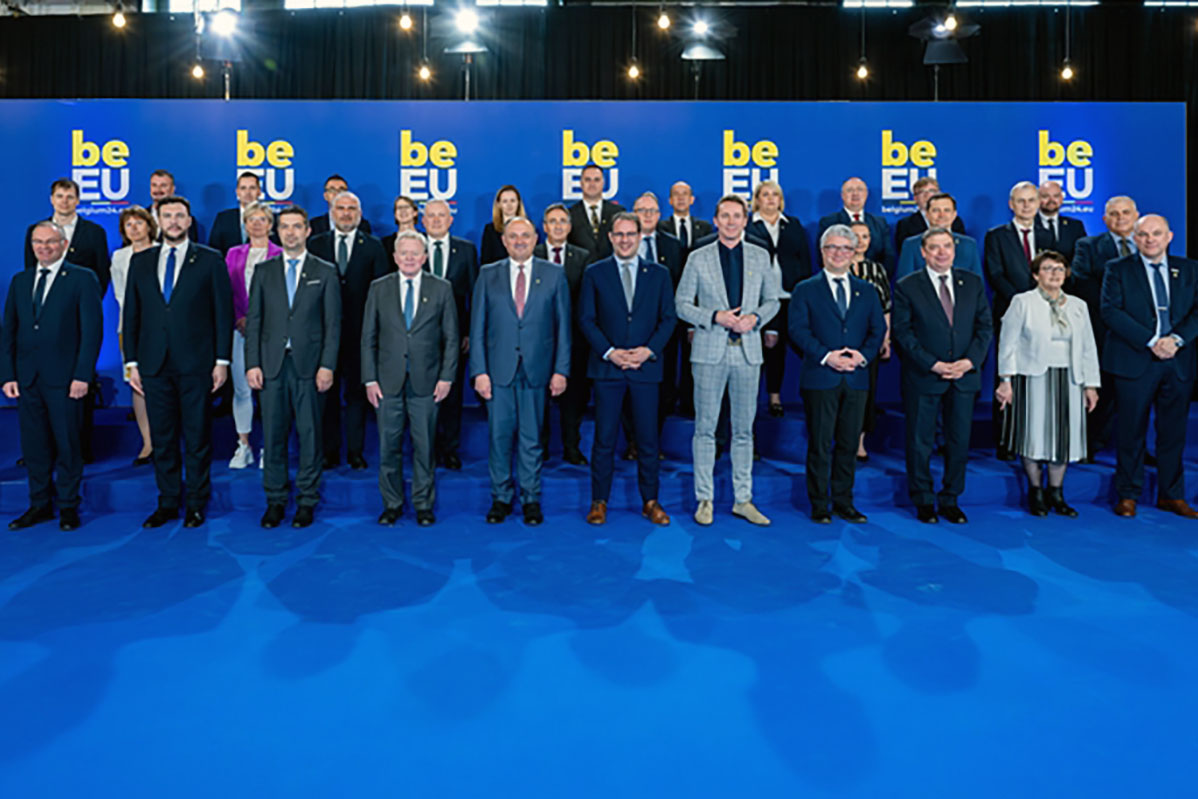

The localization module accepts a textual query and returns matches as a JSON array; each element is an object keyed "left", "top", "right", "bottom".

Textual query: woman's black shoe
[
  {"left": 1028, "top": 487, "right": 1048, "bottom": 517},
  {"left": 1045, "top": 487, "right": 1078, "bottom": 517}
]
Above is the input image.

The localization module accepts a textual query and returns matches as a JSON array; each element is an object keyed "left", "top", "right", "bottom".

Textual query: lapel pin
[
  {"left": 535, "top": 278, "right": 541, "bottom": 284},
  {"left": 1172, "top": 269, "right": 1180, "bottom": 279}
]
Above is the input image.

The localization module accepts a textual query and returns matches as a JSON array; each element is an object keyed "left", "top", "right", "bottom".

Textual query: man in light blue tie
[{"left": 245, "top": 206, "right": 341, "bottom": 529}]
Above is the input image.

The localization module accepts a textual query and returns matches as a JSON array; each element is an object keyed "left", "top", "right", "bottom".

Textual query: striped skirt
[{"left": 1002, "top": 367, "right": 1087, "bottom": 463}]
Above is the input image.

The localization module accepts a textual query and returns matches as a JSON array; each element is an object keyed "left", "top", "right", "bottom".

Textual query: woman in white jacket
[{"left": 995, "top": 251, "right": 1100, "bottom": 517}]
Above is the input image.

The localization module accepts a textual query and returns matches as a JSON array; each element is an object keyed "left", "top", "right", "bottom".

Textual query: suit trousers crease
[
  {"left": 592, "top": 379, "right": 660, "bottom": 503},
  {"left": 19, "top": 381, "right": 84, "bottom": 509},
  {"left": 904, "top": 386, "right": 976, "bottom": 507},
  {"left": 143, "top": 369, "right": 214, "bottom": 511},
  {"left": 1113, "top": 362, "right": 1192, "bottom": 501},
  {"left": 802, "top": 383, "right": 867, "bottom": 510},
  {"left": 261, "top": 353, "right": 325, "bottom": 507},
  {"left": 693, "top": 346, "right": 759, "bottom": 504},
  {"left": 487, "top": 363, "right": 547, "bottom": 504},
  {"left": 378, "top": 385, "right": 438, "bottom": 511}
]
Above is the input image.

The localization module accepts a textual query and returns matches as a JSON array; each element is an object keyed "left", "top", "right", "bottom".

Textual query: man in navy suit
[
  {"left": 892, "top": 228, "right": 993, "bottom": 524},
  {"left": 1035, "top": 180, "right": 1087, "bottom": 262},
  {"left": 470, "top": 217, "right": 571, "bottom": 526},
  {"left": 818, "top": 177, "right": 894, "bottom": 270},
  {"left": 1101, "top": 214, "right": 1198, "bottom": 519},
  {"left": 789, "top": 224, "right": 886, "bottom": 524},
  {"left": 579, "top": 212, "right": 677, "bottom": 526},
  {"left": 208, "top": 171, "right": 264, "bottom": 256},
  {"left": 568, "top": 165, "right": 624, "bottom": 261},
  {"left": 123, "top": 196, "right": 233, "bottom": 528},
  {"left": 895, "top": 193, "right": 982, "bottom": 280},
  {"left": 631, "top": 192, "right": 684, "bottom": 430},
  {"left": 658, "top": 181, "right": 714, "bottom": 254},
  {"left": 893, "top": 177, "right": 967, "bottom": 248},
  {"left": 3, "top": 221, "right": 103, "bottom": 531}
]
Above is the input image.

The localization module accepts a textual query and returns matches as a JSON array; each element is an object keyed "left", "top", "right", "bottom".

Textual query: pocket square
[{"left": 305, "top": 279, "right": 321, "bottom": 285}]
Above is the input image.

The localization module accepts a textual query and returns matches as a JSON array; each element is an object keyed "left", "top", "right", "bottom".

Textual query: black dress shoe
[
  {"left": 9, "top": 505, "right": 54, "bottom": 530},
  {"left": 378, "top": 506, "right": 403, "bottom": 526},
  {"left": 856, "top": 453, "right": 870, "bottom": 463},
  {"left": 292, "top": 505, "right": 315, "bottom": 528},
  {"left": 143, "top": 507, "right": 179, "bottom": 528},
  {"left": 812, "top": 508, "right": 832, "bottom": 524},
  {"left": 833, "top": 505, "right": 868, "bottom": 524},
  {"left": 132, "top": 454, "right": 153, "bottom": 467},
  {"left": 59, "top": 508, "right": 80, "bottom": 531},
  {"left": 260, "top": 504, "right": 286, "bottom": 528},
  {"left": 347, "top": 453, "right": 368, "bottom": 470},
  {"left": 416, "top": 509, "right": 435, "bottom": 526},
  {"left": 768, "top": 402, "right": 784, "bottom": 418},
  {"left": 562, "top": 448, "right": 588, "bottom": 466},
  {"left": 916, "top": 504, "right": 939, "bottom": 524},
  {"left": 486, "top": 500, "right": 512, "bottom": 524},
  {"left": 183, "top": 508, "right": 206, "bottom": 528},
  {"left": 939, "top": 505, "right": 968, "bottom": 524},
  {"left": 442, "top": 452, "right": 462, "bottom": 471},
  {"left": 622, "top": 444, "right": 638, "bottom": 461},
  {"left": 323, "top": 455, "right": 340, "bottom": 470},
  {"left": 523, "top": 502, "right": 544, "bottom": 525}
]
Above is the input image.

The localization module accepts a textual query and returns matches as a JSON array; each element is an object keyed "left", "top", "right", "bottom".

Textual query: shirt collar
[
  {"left": 37, "top": 254, "right": 67, "bottom": 274},
  {"left": 163, "top": 238, "right": 190, "bottom": 260},
  {"left": 844, "top": 206, "right": 865, "bottom": 218},
  {"left": 337, "top": 227, "right": 358, "bottom": 239},
  {"left": 1140, "top": 253, "right": 1168, "bottom": 269},
  {"left": 823, "top": 269, "right": 849, "bottom": 289},
  {"left": 284, "top": 250, "right": 307, "bottom": 263},
  {"left": 428, "top": 233, "right": 450, "bottom": 247},
  {"left": 1038, "top": 211, "right": 1059, "bottom": 223},
  {"left": 510, "top": 258, "right": 532, "bottom": 270},
  {"left": 926, "top": 264, "right": 953, "bottom": 283},
  {"left": 1012, "top": 219, "right": 1035, "bottom": 232}
]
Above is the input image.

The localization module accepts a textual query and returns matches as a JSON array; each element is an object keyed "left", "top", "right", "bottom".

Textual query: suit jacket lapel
[
  {"left": 631, "top": 259, "right": 652, "bottom": 314},
  {"left": 950, "top": 272, "right": 971, "bottom": 328},
  {"left": 500, "top": 260, "right": 520, "bottom": 318},
  {"left": 706, "top": 249, "right": 730, "bottom": 310}
]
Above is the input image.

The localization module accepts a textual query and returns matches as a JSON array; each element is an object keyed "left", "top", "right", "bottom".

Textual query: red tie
[
  {"left": 515, "top": 264, "right": 526, "bottom": 318},
  {"left": 1021, "top": 228, "right": 1031, "bottom": 262},
  {"left": 552, "top": 246, "right": 562, "bottom": 265},
  {"left": 853, "top": 212, "right": 861, "bottom": 223}
]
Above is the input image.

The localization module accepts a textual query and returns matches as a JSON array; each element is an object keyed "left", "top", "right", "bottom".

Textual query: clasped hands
[
  {"left": 826, "top": 348, "right": 866, "bottom": 373},
  {"left": 609, "top": 346, "right": 653, "bottom": 370},
  {"left": 931, "top": 359, "right": 973, "bottom": 380},
  {"left": 714, "top": 307, "right": 758, "bottom": 335},
  {"left": 1152, "top": 336, "right": 1179, "bottom": 360}
]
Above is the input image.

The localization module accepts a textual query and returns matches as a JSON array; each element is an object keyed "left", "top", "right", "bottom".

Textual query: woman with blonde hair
[{"left": 480, "top": 185, "right": 526, "bottom": 265}]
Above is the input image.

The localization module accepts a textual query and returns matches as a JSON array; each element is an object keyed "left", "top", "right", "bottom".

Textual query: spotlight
[
  {"left": 1060, "top": 62, "right": 1074, "bottom": 81},
  {"left": 693, "top": 19, "right": 709, "bottom": 37},
  {"left": 933, "top": 22, "right": 946, "bottom": 36},
  {"left": 418, "top": 63, "right": 432, "bottom": 81},
  {"left": 399, "top": 12, "right": 413, "bottom": 31},
  {"left": 856, "top": 60, "right": 869, "bottom": 80},
  {"left": 456, "top": 9, "right": 479, "bottom": 35},
  {"left": 657, "top": 12, "right": 670, "bottom": 30},
  {"left": 628, "top": 62, "right": 640, "bottom": 80},
  {"left": 944, "top": 14, "right": 958, "bottom": 32},
  {"left": 211, "top": 9, "right": 237, "bottom": 38},
  {"left": 192, "top": 63, "right": 205, "bottom": 79},
  {"left": 112, "top": 10, "right": 126, "bottom": 28}
]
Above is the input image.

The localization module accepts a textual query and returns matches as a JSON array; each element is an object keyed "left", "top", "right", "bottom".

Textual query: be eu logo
[
  {"left": 880, "top": 130, "right": 937, "bottom": 202},
  {"left": 399, "top": 130, "right": 458, "bottom": 200},
  {"left": 237, "top": 130, "right": 295, "bottom": 200},
  {"left": 721, "top": 130, "right": 778, "bottom": 197},
  {"left": 1037, "top": 130, "right": 1093, "bottom": 209},
  {"left": 561, "top": 130, "right": 619, "bottom": 199},
  {"left": 71, "top": 130, "right": 130, "bottom": 205}
]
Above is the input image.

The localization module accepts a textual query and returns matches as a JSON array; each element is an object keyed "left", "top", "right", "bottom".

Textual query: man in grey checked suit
[
  {"left": 362, "top": 231, "right": 459, "bottom": 527},
  {"left": 675, "top": 194, "right": 782, "bottom": 526}
]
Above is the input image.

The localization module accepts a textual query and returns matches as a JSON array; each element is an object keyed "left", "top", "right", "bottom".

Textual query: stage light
[
  {"left": 112, "top": 10, "right": 126, "bottom": 28},
  {"left": 693, "top": 19, "right": 710, "bottom": 37},
  {"left": 657, "top": 12, "right": 670, "bottom": 30},
  {"left": 399, "top": 12, "right": 413, "bottom": 31},
  {"left": 456, "top": 9, "right": 480, "bottom": 35},
  {"left": 1060, "top": 62, "right": 1074, "bottom": 81},
  {"left": 418, "top": 63, "right": 432, "bottom": 81},
  {"left": 192, "top": 63, "right": 205, "bottom": 80},
  {"left": 628, "top": 62, "right": 640, "bottom": 80},
  {"left": 944, "top": 14, "right": 958, "bottom": 32},
  {"left": 211, "top": 10, "right": 237, "bottom": 38},
  {"left": 856, "top": 59, "right": 869, "bottom": 80},
  {"left": 933, "top": 22, "right": 946, "bottom": 36}
]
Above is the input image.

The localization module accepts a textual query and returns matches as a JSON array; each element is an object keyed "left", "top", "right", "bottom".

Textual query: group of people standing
[{"left": 4, "top": 166, "right": 1197, "bottom": 534}]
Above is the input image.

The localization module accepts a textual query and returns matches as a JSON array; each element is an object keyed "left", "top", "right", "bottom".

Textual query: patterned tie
[
  {"left": 939, "top": 274, "right": 954, "bottom": 324},
  {"left": 589, "top": 206, "right": 600, "bottom": 236},
  {"left": 433, "top": 240, "right": 444, "bottom": 278},
  {"left": 32, "top": 267, "right": 49, "bottom": 319},
  {"left": 514, "top": 264, "right": 526, "bottom": 318},
  {"left": 404, "top": 278, "right": 415, "bottom": 329},
  {"left": 286, "top": 258, "right": 299, "bottom": 308},
  {"left": 1151, "top": 263, "right": 1172, "bottom": 337},
  {"left": 834, "top": 277, "right": 847, "bottom": 316},
  {"left": 1020, "top": 228, "right": 1032, "bottom": 262},
  {"left": 337, "top": 234, "right": 349, "bottom": 275},
  {"left": 1119, "top": 237, "right": 1131, "bottom": 258},
  {"left": 163, "top": 246, "right": 177, "bottom": 303},
  {"left": 552, "top": 246, "right": 562, "bottom": 265},
  {"left": 679, "top": 219, "right": 689, "bottom": 250},
  {"left": 622, "top": 262, "right": 635, "bottom": 310}
]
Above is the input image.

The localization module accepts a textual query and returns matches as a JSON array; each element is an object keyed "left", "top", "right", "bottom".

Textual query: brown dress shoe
[
  {"left": 1156, "top": 498, "right": 1198, "bottom": 519},
  {"left": 642, "top": 500, "right": 670, "bottom": 526},
  {"left": 586, "top": 501, "right": 607, "bottom": 525},
  {"left": 1114, "top": 498, "right": 1137, "bottom": 517}
]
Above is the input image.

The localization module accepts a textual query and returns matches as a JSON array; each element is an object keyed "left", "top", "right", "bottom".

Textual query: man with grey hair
[
  {"left": 1034, "top": 180, "right": 1087, "bottom": 261},
  {"left": 309, "top": 174, "right": 373, "bottom": 237},
  {"left": 309, "top": 189, "right": 390, "bottom": 470}
]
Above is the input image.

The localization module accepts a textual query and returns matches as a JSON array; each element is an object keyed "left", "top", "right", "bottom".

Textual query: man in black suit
[
  {"left": 657, "top": 181, "right": 714, "bottom": 254},
  {"left": 1035, "top": 180, "right": 1087, "bottom": 262},
  {"left": 123, "top": 196, "right": 233, "bottom": 528},
  {"left": 420, "top": 198, "right": 478, "bottom": 471},
  {"left": 893, "top": 176, "right": 967, "bottom": 247},
  {"left": 208, "top": 171, "right": 264, "bottom": 256},
  {"left": 363, "top": 231, "right": 459, "bottom": 527},
  {"left": 148, "top": 169, "right": 199, "bottom": 242},
  {"left": 245, "top": 205, "right": 341, "bottom": 530},
  {"left": 892, "top": 228, "right": 993, "bottom": 525},
  {"left": 22, "top": 178, "right": 111, "bottom": 463},
  {"left": 1101, "top": 214, "right": 1198, "bottom": 519},
  {"left": 309, "top": 190, "right": 390, "bottom": 470},
  {"left": 309, "top": 175, "right": 373, "bottom": 237},
  {"left": 3, "top": 221, "right": 103, "bottom": 532},
  {"left": 535, "top": 202, "right": 593, "bottom": 465},
  {"left": 818, "top": 177, "right": 895, "bottom": 270},
  {"left": 568, "top": 164, "right": 624, "bottom": 260},
  {"left": 579, "top": 212, "right": 677, "bottom": 526}
]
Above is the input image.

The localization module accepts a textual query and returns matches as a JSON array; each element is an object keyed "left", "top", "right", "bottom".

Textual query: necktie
[
  {"left": 1151, "top": 263, "right": 1172, "bottom": 337},
  {"left": 853, "top": 212, "right": 862, "bottom": 223},
  {"left": 834, "top": 277, "right": 847, "bottom": 316},
  {"left": 1050, "top": 218, "right": 1058, "bottom": 244},
  {"left": 404, "top": 278, "right": 415, "bottom": 329},
  {"left": 163, "top": 246, "right": 177, "bottom": 303},
  {"left": 1119, "top": 237, "right": 1131, "bottom": 258},
  {"left": 939, "top": 274, "right": 954, "bottom": 324},
  {"left": 32, "top": 267, "right": 49, "bottom": 319},
  {"left": 679, "top": 219, "right": 689, "bottom": 249},
  {"left": 433, "top": 241, "right": 444, "bottom": 278},
  {"left": 1020, "top": 228, "right": 1032, "bottom": 262},
  {"left": 286, "top": 258, "right": 299, "bottom": 308},
  {"left": 589, "top": 206, "right": 600, "bottom": 235},
  {"left": 337, "top": 235, "right": 349, "bottom": 275},
  {"left": 549, "top": 246, "right": 561, "bottom": 265},
  {"left": 515, "top": 264, "right": 526, "bottom": 318},
  {"left": 646, "top": 236, "right": 656, "bottom": 263},
  {"left": 621, "top": 262, "right": 635, "bottom": 310}
]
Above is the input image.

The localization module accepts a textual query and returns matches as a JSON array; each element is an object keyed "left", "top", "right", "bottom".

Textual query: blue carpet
[{"left": 0, "top": 406, "right": 1196, "bottom": 797}]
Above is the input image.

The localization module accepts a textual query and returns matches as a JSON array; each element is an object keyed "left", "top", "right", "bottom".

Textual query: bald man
[{"left": 818, "top": 177, "right": 895, "bottom": 270}]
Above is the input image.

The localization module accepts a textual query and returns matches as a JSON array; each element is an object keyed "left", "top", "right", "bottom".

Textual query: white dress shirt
[
  {"left": 509, "top": 258, "right": 533, "bottom": 302},
  {"left": 427, "top": 234, "right": 451, "bottom": 277},
  {"left": 1140, "top": 253, "right": 1181, "bottom": 347},
  {"left": 823, "top": 268, "right": 852, "bottom": 311},
  {"left": 674, "top": 215, "right": 692, "bottom": 243},
  {"left": 335, "top": 228, "right": 358, "bottom": 263},
  {"left": 55, "top": 215, "right": 79, "bottom": 248},
  {"left": 1038, "top": 211, "right": 1059, "bottom": 241},
  {"left": 844, "top": 207, "right": 866, "bottom": 224},
  {"left": 31, "top": 254, "right": 66, "bottom": 302},
  {"left": 1013, "top": 221, "right": 1037, "bottom": 258},
  {"left": 157, "top": 238, "right": 190, "bottom": 291},
  {"left": 926, "top": 265, "right": 956, "bottom": 305},
  {"left": 758, "top": 214, "right": 782, "bottom": 248}
]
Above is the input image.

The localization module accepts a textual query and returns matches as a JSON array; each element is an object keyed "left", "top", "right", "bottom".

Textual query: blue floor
[{"left": 0, "top": 406, "right": 1196, "bottom": 797}]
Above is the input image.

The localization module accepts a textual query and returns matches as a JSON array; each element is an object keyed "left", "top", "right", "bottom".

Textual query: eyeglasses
[
  {"left": 1039, "top": 266, "right": 1068, "bottom": 274},
  {"left": 821, "top": 245, "right": 855, "bottom": 254}
]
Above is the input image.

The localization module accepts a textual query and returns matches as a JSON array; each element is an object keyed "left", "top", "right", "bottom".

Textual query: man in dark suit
[
  {"left": 1100, "top": 214, "right": 1198, "bottom": 519},
  {"left": 892, "top": 228, "right": 993, "bottom": 525},
  {"left": 535, "top": 202, "right": 593, "bottom": 464},
  {"left": 818, "top": 177, "right": 895, "bottom": 270},
  {"left": 208, "top": 171, "right": 264, "bottom": 256},
  {"left": 893, "top": 176, "right": 967, "bottom": 247},
  {"left": 470, "top": 217, "right": 571, "bottom": 526},
  {"left": 309, "top": 174, "right": 373, "bottom": 237},
  {"left": 245, "top": 205, "right": 341, "bottom": 530},
  {"left": 790, "top": 224, "right": 886, "bottom": 524},
  {"left": 309, "top": 190, "right": 390, "bottom": 470},
  {"left": 568, "top": 164, "right": 624, "bottom": 260},
  {"left": 579, "top": 212, "right": 676, "bottom": 526},
  {"left": 420, "top": 199, "right": 477, "bottom": 471},
  {"left": 3, "top": 221, "right": 103, "bottom": 532},
  {"left": 148, "top": 170, "right": 199, "bottom": 242},
  {"left": 658, "top": 181, "right": 714, "bottom": 254},
  {"left": 363, "top": 231, "right": 459, "bottom": 527},
  {"left": 631, "top": 192, "right": 685, "bottom": 431},
  {"left": 1035, "top": 180, "right": 1087, "bottom": 262},
  {"left": 1072, "top": 195, "right": 1139, "bottom": 457},
  {"left": 123, "top": 196, "right": 233, "bottom": 528},
  {"left": 895, "top": 194, "right": 982, "bottom": 280},
  {"left": 22, "top": 177, "right": 111, "bottom": 463}
]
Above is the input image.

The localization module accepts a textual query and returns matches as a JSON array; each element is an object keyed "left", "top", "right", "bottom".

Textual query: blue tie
[
  {"left": 404, "top": 278, "right": 414, "bottom": 329},
  {"left": 646, "top": 235, "right": 656, "bottom": 263},
  {"left": 835, "top": 277, "right": 848, "bottom": 316},
  {"left": 1151, "top": 262, "right": 1172, "bottom": 337},
  {"left": 32, "top": 268, "right": 49, "bottom": 319},
  {"left": 163, "top": 246, "right": 176, "bottom": 303},
  {"left": 286, "top": 258, "right": 299, "bottom": 308}
]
